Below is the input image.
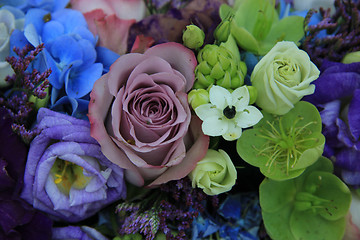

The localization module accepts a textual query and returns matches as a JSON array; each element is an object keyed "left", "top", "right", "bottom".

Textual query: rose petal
[
  {"left": 144, "top": 42, "right": 197, "bottom": 91},
  {"left": 147, "top": 116, "right": 209, "bottom": 187}
]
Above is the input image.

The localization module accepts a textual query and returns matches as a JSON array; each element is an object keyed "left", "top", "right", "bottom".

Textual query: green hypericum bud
[
  {"left": 260, "top": 156, "right": 351, "bottom": 240},
  {"left": 188, "top": 89, "right": 210, "bottom": 109},
  {"left": 182, "top": 24, "right": 205, "bottom": 49},
  {"left": 195, "top": 44, "right": 246, "bottom": 90},
  {"left": 246, "top": 85, "right": 257, "bottom": 104},
  {"left": 237, "top": 101, "right": 325, "bottom": 180},
  {"left": 214, "top": 18, "right": 231, "bottom": 42}
]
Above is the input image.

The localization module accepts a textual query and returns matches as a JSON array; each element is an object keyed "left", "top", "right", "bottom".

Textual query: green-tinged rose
[
  {"left": 260, "top": 157, "right": 351, "bottom": 240},
  {"left": 251, "top": 41, "right": 320, "bottom": 115},
  {"left": 188, "top": 88, "right": 209, "bottom": 109},
  {"left": 237, "top": 101, "right": 325, "bottom": 180},
  {"left": 182, "top": 24, "right": 205, "bottom": 49},
  {"left": 194, "top": 42, "right": 246, "bottom": 90},
  {"left": 189, "top": 149, "right": 237, "bottom": 195}
]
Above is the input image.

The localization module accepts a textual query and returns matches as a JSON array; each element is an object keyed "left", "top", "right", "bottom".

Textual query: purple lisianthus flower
[
  {"left": 304, "top": 60, "right": 360, "bottom": 187},
  {"left": 0, "top": 107, "right": 53, "bottom": 240},
  {"left": 52, "top": 226, "right": 108, "bottom": 240},
  {"left": 21, "top": 108, "right": 126, "bottom": 222}
]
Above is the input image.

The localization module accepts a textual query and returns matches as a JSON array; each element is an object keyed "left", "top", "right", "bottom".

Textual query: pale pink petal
[
  {"left": 70, "top": 0, "right": 114, "bottom": 15},
  {"left": 95, "top": 14, "right": 135, "bottom": 55},
  {"left": 131, "top": 35, "right": 155, "bottom": 53},
  {"left": 147, "top": 116, "right": 210, "bottom": 187},
  {"left": 107, "top": 0, "right": 146, "bottom": 21},
  {"left": 82, "top": 9, "right": 106, "bottom": 36},
  {"left": 144, "top": 42, "right": 197, "bottom": 92}
]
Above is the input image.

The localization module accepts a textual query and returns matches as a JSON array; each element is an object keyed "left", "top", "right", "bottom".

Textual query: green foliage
[
  {"left": 259, "top": 157, "right": 352, "bottom": 240},
  {"left": 236, "top": 101, "right": 325, "bottom": 180},
  {"left": 219, "top": 0, "right": 305, "bottom": 55}
]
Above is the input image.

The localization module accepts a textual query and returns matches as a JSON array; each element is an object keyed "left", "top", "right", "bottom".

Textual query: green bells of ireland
[
  {"left": 194, "top": 44, "right": 246, "bottom": 89},
  {"left": 259, "top": 157, "right": 351, "bottom": 240}
]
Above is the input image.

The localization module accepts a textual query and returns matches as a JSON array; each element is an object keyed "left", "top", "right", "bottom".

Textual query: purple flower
[
  {"left": 304, "top": 60, "right": 360, "bottom": 187},
  {"left": 21, "top": 108, "right": 126, "bottom": 222},
  {"left": 0, "top": 107, "right": 53, "bottom": 240},
  {"left": 52, "top": 226, "right": 108, "bottom": 240}
]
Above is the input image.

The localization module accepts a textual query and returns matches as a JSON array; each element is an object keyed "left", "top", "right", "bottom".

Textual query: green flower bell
[
  {"left": 260, "top": 157, "right": 352, "bottom": 240},
  {"left": 194, "top": 44, "right": 246, "bottom": 90}
]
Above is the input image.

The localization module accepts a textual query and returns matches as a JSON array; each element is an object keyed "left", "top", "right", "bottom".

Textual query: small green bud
[
  {"left": 188, "top": 89, "right": 210, "bottom": 109},
  {"left": 246, "top": 85, "right": 257, "bottom": 104},
  {"left": 214, "top": 19, "right": 231, "bottom": 42},
  {"left": 342, "top": 51, "right": 360, "bottom": 64},
  {"left": 182, "top": 25, "right": 205, "bottom": 49},
  {"left": 239, "top": 61, "right": 247, "bottom": 75}
]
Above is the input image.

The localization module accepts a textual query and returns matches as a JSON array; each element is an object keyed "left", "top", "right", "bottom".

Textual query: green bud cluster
[{"left": 194, "top": 44, "right": 246, "bottom": 89}]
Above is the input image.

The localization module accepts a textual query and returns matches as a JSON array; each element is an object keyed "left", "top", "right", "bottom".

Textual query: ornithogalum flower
[
  {"left": 237, "top": 101, "right": 325, "bottom": 180},
  {"left": 195, "top": 85, "right": 263, "bottom": 141},
  {"left": 21, "top": 108, "right": 126, "bottom": 222}
]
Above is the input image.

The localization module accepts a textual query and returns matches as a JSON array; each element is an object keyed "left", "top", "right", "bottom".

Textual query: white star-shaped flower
[{"left": 195, "top": 85, "right": 263, "bottom": 141}]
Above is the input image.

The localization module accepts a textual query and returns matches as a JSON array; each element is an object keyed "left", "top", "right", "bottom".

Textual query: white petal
[
  {"left": 222, "top": 122, "right": 242, "bottom": 141},
  {"left": 232, "top": 86, "right": 250, "bottom": 110},
  {"left": 235, "top": 106, "right": 263, "bottom": 128},
  {"left": 195, "top": 103, "right": 222, "bottom": 121},
  {"left": 202, "top": 116, "right": 228, "bottom": 136},
  {"left": 209, "top": 85, "right": 232, "bottom": 109}
]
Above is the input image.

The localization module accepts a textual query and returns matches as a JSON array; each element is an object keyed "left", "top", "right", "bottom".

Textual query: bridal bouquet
[{"left": 1, "top": 0, "right": 360, "bottom": 239}]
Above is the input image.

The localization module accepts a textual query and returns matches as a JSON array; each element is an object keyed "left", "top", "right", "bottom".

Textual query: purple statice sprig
[
  {"left": 302, "top": 0, "right": 360, "bottom": 66},
  {"left": 0, "top": 44, "right": 51, "bottom": 144},
  {"left": 116, "top": 178, "right": 218, "bottom": 240}
]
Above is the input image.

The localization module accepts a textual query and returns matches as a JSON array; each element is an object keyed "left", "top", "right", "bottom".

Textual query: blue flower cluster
[
  {"left": 6, "top": 0, "right": 119, "bottom": 119},
  {"left": 192, "top": 192, "right": 262, "bottom": 240}
]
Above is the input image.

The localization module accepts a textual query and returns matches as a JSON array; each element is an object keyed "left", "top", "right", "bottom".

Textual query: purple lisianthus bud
[
  {"left": 52, "top": 226, "right": 108, "bottom": 240},
  {"left": 21, "top": 108, "right": 126, "bottom": 222}
]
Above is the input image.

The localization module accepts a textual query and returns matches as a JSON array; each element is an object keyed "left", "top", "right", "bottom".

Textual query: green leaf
[
  {"left": 230, "top": 22, "right": 260, "bottom": 54},
  {"left": 259, "top": 16, "right": 305, "bottom": 55}
]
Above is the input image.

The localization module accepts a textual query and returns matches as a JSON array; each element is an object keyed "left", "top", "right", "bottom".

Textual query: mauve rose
[
  {"left": 88, "top": 42, "right": 209, "bottom": 187},
  {"left": 21, "top": 108, "right": 126, "bottom": 222}
]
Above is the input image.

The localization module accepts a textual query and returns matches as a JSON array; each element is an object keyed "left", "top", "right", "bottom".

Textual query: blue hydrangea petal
[
  {"left": 51, "top": 96, "right": 89, "bottom": 120},
  {"left": 65, "top": 63, "right": 103, "bottom": 99},
  {"left": 52, "top": 9, "right": 87, "bottom": 33},
  {"left": 42, "top": 21, "right": 65, "bottom": 45},
  {"left": 45, "top": 50, "right": 62, "bottom": 89},
  {"left": 96, "top": 46, "right": 120, "bottom": 73},
  {"left": 78, "top": 39, "right": 97, "bottom": 68},
  {"left": 72, "top": 25, "right": 96, "bottom": 45},
  {"left": 24, "top": 23, "right": 41, "bottom": 47},
  {"left": 50, "top": 36, "right": 83, "bottom": 66},
  {"left": 24, "top": 8, "right": 48, "bottom": 35}
]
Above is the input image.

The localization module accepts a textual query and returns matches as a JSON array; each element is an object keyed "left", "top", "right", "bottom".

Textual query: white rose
[
  {"left": 251, "top": 41, "right": 319, "bottom": 115},
  {"left": 189, "top": 149, "right": 237, "bottom": 196},
  {"left": 0, "top": 8, "right": 24, "bottom": 87}
]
